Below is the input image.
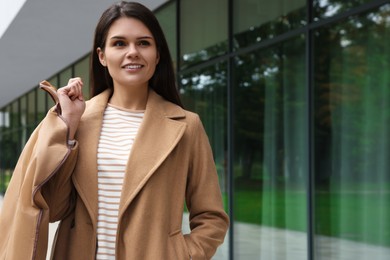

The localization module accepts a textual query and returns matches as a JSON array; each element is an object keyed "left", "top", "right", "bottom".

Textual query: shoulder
[
  {"left": 85, "top": 89, "right": 111, "bottom": 108},
  {"left": 149, "top": 91, "right": 205, "bottom": 139},
  {"left": 161, "top": 100, "right": 202, "bottom": 129},
  {"left": 148, "top": 89, "right": 201, "bottom": 124},
  {"left": 181, "top": 109, "right": 202, "bottom": 126},
  {"left": 82, "top": 89, "right": 111, "bottom": 118}
]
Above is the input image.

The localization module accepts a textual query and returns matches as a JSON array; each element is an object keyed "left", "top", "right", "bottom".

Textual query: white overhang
[{"left": 0, "top": 0, "right": 166, "bottom": 107}]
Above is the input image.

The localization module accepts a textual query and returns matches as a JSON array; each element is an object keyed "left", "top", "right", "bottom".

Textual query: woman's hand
[{"left": 57, "top": 77, "right": 86, "bottom": 140}]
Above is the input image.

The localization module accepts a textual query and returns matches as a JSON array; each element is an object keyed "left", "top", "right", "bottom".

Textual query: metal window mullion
[
  {"left": 227, "top": 0, "right": 235, "bottom": 259},
  {"left": 307, "top": 0, "right": 315, "bottom": 259}
]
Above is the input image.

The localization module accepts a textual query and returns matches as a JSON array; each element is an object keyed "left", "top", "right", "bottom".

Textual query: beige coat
[{"left": 0, "top": 89, "right": 229, "bottom": 260}]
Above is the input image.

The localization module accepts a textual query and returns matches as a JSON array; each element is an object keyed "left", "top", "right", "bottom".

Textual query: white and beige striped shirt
[{"left": 96, "top": 104, "right": 144, "bottom": 260}]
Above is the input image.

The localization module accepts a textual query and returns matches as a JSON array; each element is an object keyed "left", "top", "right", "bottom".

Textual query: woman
[{"left": 0, "top": 1, "right": 229, "bottom": 260}]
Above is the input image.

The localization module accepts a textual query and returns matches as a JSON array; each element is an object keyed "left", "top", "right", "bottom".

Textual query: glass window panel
[
  {"left": 0, "top": 108, "right": 6, "bottom": 194},
  {"left": 2, "top": 105, "right": 11, "bottom": 130},
  {"left": 233, "top": 0, "right": 306, "bottom": 50},
  {"left": 0, "top": 131, "right": 14, "bottom": 193},
  {"left": 27, "top": 90, "right": 37, "bottom": 137},
  {"left": 314, "top": 4, "right": 390, "bottom": 259},
  {"left": 3, "top": 105, "right": 14, "bottom": 184},
  {"left": 0, "top": 109, "right": 4, "bottom": 130},
  {"left": 48, "top": 75, "right": 59, "bottom": 87},
  {"left": 233, "top": 35, "right": 307, "bottom": 259},
  {"left": 59, "top": 67, "right": 72, "bottom": 88},
  {"left": 180, "top": 0, "right": 228, "bottom": 68},
  {"left": 12, "top": 129, "right": 22, "bottom": 168},
  {"left": 37, "top": 83, "right": 48, "bottom": 122},
  {"left": 19, "top": 95, "right": 28, "bottom": 147},
  {"left": 180, "top": 61, "right": 229, "bottom": 259},
  {"left": 74, "top": 55, "right": 90, "bottom": 99},
  {"left": 27, "top": 90, "right": 36, "bottom": 126},
  {"left": 10, "top": 100, "right": 19, "bottom": 129},
  {"left": 0, "top": 111, "right": 5, "bottom": 131},
  {"left": 155, "top": 1, "right": 177, "bottom": 68},
  {"left": 19, "top": 96, "right": 27, "bottom": 128},
  {"left": 47, "top": 76, "right": 59, "bottom": 108},
  {"left": 313, "top": 0, "right": 373, "bottom": 21},
  {"left": 1, "top": 127, "right": 22, "bottom": 180}
]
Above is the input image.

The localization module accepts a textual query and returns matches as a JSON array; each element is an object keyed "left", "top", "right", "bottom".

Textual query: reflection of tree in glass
[
  {"left": 234, "top": 36, "right": 305, "bottom": 186},
  {"left": 313, "top": 0, "right": 373, "bottom": 20},
  {"left": 180, "top": 63, "right": 228, "bottom": 182},
  {"left": 314, "top": 4, "right": 390, "bottom": 185},
  {"left": 233, "top": 7, "right": 305, "bottom": 49}
]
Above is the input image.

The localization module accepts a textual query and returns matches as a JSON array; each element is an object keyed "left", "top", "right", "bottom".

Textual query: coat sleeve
[
  {"left": 39, "top": 113, "right": 79, "bottom": 222},
  {"left": 184, "top": 114, "right": 230, "bottom": 260},
  {"left": 32, "top": 108, "right": 80, "bottom": 222},
  {"left": 0, "top": 108, "right": 79, "bottom": 259}
]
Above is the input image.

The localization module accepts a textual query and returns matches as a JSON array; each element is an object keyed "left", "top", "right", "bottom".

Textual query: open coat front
[{"left": 0, "top": 89, "right": 229, "bottom": 260}]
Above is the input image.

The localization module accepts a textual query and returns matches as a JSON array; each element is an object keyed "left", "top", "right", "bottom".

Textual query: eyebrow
[{"left": 109, "top": 35, "right": 154, "bottom": 40}]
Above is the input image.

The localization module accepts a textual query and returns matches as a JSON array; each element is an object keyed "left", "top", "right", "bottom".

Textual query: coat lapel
[
  {"left": 72, "top": 89, "right": 186, "bottom": 224},
  {"left": 72, "top": 90, "right": 110, "bottom": 224},
  {"left": 118, "top": 90, "right": 187, "bottom": 218}
]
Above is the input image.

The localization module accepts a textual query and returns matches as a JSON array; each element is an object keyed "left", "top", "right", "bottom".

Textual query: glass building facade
[{"left": 1, "top": 0, "right": 389, "bottom": 259}]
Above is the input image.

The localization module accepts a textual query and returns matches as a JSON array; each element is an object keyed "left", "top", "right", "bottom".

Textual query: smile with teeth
[{"left": 123, "top": 64, "right": 143, "bottom": 69}]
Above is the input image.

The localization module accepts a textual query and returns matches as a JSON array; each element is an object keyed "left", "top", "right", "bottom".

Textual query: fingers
[
  {"left": 67, "top": 77, "right": 83, "bottom": 101},
  {"left": 58, "top": 77, "right": 84, "bottom": 101}
]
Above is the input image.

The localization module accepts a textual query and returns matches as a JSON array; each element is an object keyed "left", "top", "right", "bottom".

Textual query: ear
[
  {"left": 97, "top": 47, "right": 107, "bottom": 67},
  {"left": 155, "top": 51, "right": 160, "bottom": 65}
]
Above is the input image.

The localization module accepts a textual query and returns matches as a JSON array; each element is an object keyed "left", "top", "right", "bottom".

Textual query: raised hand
[{"left": 57, "top": 77, "right": 86, "bottom": 140}]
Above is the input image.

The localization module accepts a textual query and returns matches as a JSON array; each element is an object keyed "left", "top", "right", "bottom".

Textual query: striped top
[{"left": 96, "top": 104, "right": 144, "bottom": 260}]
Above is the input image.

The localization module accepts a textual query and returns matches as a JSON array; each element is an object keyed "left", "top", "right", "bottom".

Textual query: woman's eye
[
  {"left": 138, "top": 40, "right": 151, "bottom": 46},
  {"left": 113, "top": 41, "right": 126, "bottom": 47}
]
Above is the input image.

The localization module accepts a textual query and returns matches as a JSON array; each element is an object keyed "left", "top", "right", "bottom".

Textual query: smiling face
[{"left": 97, "top": 17, "right": 159, "bottom": 91}]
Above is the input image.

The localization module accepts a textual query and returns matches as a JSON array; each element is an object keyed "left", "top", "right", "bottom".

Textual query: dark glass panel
[
  {"left": 74, "top": 55, "right": 90, "bottom": 99},
  {"left": 59, "top": 67, "right": 72, "bottom": 89},
  {"left": 0, "top": 108, "right": 6, "bottom": 194},
  {"left": 314, "top": 4, "right": 390, "bottom": 259},
  {"left": 180, "top": 0, "right": 228, "bottom": 68},
  {"left": 37, "top": 83, "right": 47, "bottom": 122},
  {"left": 313, "top": 0, "right": 373, "bottom": 20},
  {"left": 0, "top": 130, "right": 14, "bottom": 194},
  {"left": 19, "top": 95, "right": 28, "bottom": 146},
  {"left": 180, "top": 61, "right": 228, "bottom": 259},
  {"left": 233, "top": 35, "right": 307, "bottom": 259},
  {"left": 155, "top": 1, "right": 177, "bottom": 67},
  {"left": 10, "top": 100, "right": 19, "bottom": 129},
  {"left": 27, "top": 90, "right": 36, "bottom": 126},
  {"left": 47, "top": 76, "right": 59, "bottom": 108},
  {"left": 233, "top": 0, "right": 306, "bottom": 50}
]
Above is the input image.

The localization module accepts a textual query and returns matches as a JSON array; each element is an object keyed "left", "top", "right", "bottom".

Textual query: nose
[{"left": 126, "top": 43, "right": 139, "bottom": 58}]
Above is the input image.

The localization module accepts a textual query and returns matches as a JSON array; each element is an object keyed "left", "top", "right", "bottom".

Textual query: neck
[{"left": 109, "top": 86, "right": 149, "bottom": 110}]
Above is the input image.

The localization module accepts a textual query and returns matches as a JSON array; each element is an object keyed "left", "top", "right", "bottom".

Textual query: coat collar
[
  {"left": 73, "top": 88, "right": 187, "bottom": 225},
  {"left": 85, "top": 88, "right": 186, "bottom": 119}
]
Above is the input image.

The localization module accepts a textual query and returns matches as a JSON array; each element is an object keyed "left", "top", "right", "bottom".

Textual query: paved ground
[{"left": 1, "top": 195, "right": 389, "bottom": 259}]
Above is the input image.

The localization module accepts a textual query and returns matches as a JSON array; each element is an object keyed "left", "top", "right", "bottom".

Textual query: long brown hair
[{"left": 89, "top": 1, "right": 182, "bottom": 107}]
